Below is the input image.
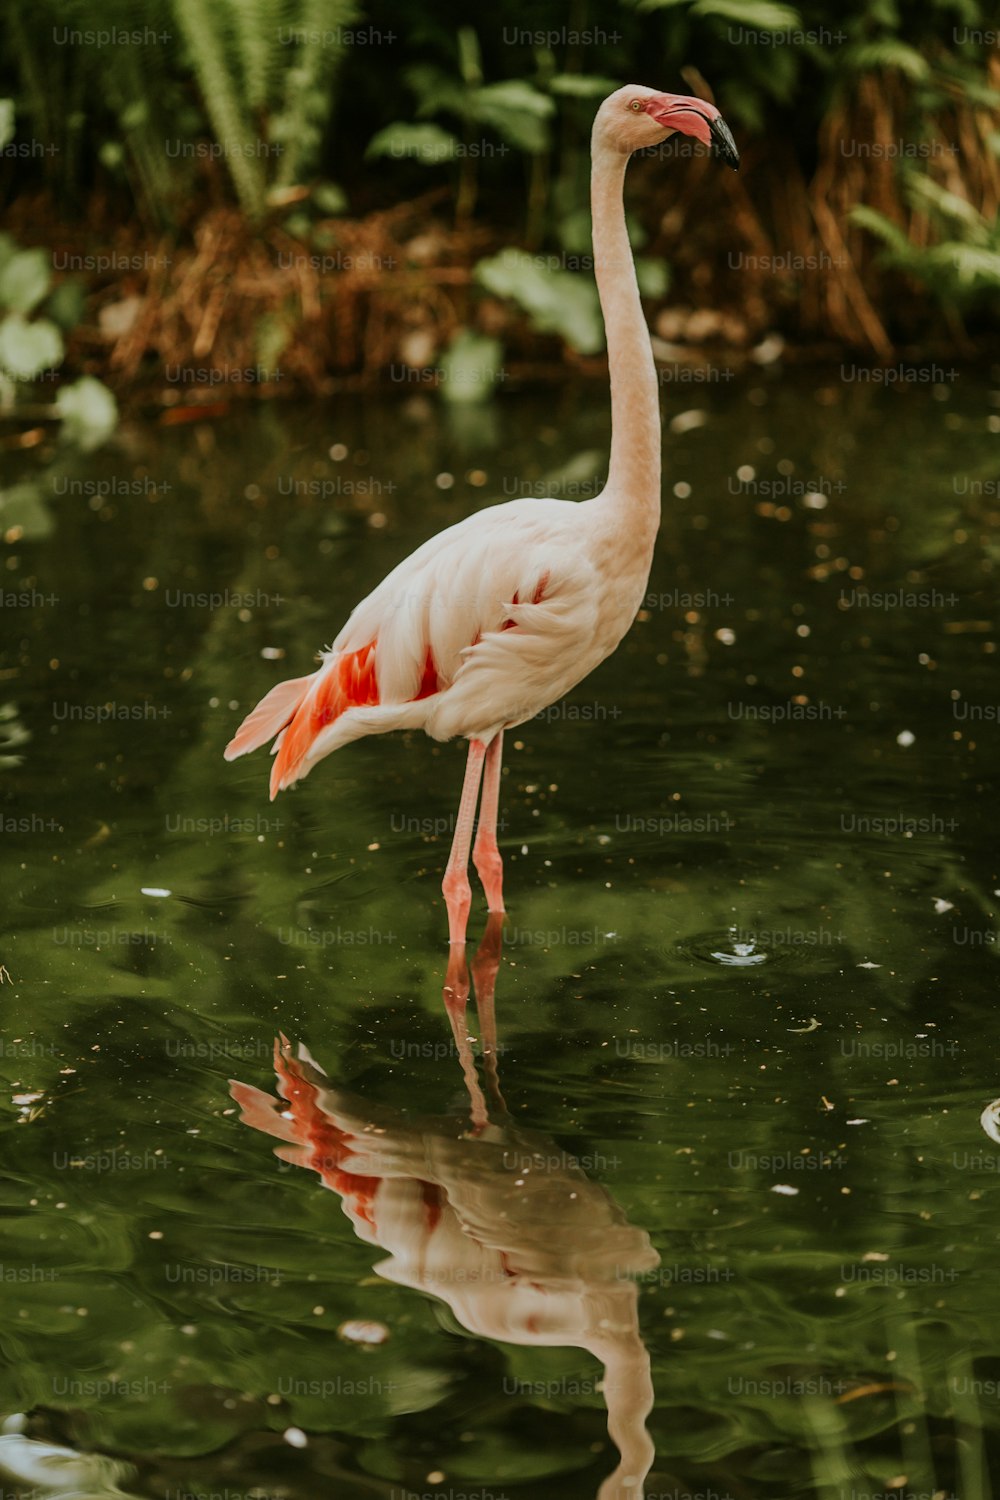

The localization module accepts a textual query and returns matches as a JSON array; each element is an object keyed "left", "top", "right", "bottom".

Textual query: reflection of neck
[
  {"left": 591, "top": 1320, "right": 656, "bottom": 1500},
  {"left": 591, "top": 137, "right": 661, "bottom": 547}
]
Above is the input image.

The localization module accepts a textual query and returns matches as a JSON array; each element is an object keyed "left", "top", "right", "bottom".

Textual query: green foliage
[
  {"left": 0, "top": 483, "right": 53, "bottom": 542},
  {"left": 853, "top": 175, "right": 1000, "bottom": 316},
  {"left": 437, "top": 329, "right": 503, "bottom": 404},
  {"left": 844, "top": 38, "right": 932, "bottom": 80},
  {"left": 171, "top": 0, "right": 358, "bottom": 212},
  {"left": 366, "top": 28, "right": 557, "bottom": 219},
  {"left": 55, "top": 376, "right": 119, "bottom": 450},
  {"left": 0, "top": 0, "right": 998, "bottom": 350},
  {"left": 688, "top": 0, "right": 802, "bottom": 26},
  {"left": 172, "top": 0, "right": 268, "bottom": 217},
  {"left": 547, "top": 74, "right": 621, "bottom": 98},
  {"left": 0, "top": 315, "right": 63, "bottom": 381},
  {"left": 271, "top": 0, "right": 359, "bottom": 190},
  {"left": 0, "top": 247, "right": 55, "bottom": 315},
  {"left": 0, "top": 224, "right": 116, "bottom": 444},
  {"left": 366, "top": 122, "right": 459, "bottom": 163},
  {"left": 463, "top": 79, "right": 555, "bottom": 154},
  {"left": 635, "top": 257, "right": 671, "bottom": 297},
  {"left": 3, "top": 0, "right": 353, "bottom": 224},
  {"left": 475, "top": 249, "right": 605, "bottom": 353},
  {"left": 0, "top": 229, "right": 64, "bottom": 386}
]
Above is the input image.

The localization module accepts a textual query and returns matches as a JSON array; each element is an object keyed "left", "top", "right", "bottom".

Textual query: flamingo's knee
[
  {"left": 442, "top": 866, "right": 472, "bottom": 943},
  {"left": 473, "top": 845, "right": 505, "bottom": 912}
]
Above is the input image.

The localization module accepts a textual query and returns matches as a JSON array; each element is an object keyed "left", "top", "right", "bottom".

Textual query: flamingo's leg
[
  {"left": 442, "top": 738, "right": 487, "bottom": 946},
  {"left": 472, "top": 731, "right": 505, "bottom": 914}
]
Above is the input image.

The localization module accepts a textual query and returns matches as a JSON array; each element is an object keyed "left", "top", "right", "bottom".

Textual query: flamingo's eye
[{"left": 629, "top": 99, "right": 643, "bottom": 112}]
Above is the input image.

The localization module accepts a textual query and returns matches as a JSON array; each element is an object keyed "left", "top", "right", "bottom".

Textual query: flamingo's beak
[
  {"left": 644, "top": 93, "right": 740, "bottom": 171},
  {"left": 708, "top": 115, "right": 740, "bottom": 171}
]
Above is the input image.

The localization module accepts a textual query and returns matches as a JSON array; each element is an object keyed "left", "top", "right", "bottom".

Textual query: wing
[
  {"left": 230, "top": 496, "right": 604, "bottom": 794},
  {"left": 332, "top": 497, "right": 600, "bottom": 712}
]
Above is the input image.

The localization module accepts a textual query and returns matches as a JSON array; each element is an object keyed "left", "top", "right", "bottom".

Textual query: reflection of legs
[
  {"left": 442, "top": 739, "right": 487, "bottom": 946},
  {"left": 442, "top": 941, "right": 488, "bottom": 1130},
  {"left": 472, "top": 731, "right": 505, "bottom": 913},
  {"left": 471, "top": 910, "right": 506, "bottom": 1114},
  {"left": 443, "top": 910, "right": 505, "bottom": 1129}
]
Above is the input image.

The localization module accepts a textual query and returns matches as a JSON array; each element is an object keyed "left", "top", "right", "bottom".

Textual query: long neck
[{"left": 591, "top": 139, "right": 661, "bottom": 534}]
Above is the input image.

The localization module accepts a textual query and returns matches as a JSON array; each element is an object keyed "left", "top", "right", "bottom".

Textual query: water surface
[{"left": 2, "top": 368, "right": 999, "bottom": 1498}]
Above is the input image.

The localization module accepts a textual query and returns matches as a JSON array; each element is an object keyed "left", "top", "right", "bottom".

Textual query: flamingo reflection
[{"left": 231, "top": 915, "right": 660, "bottom": 1500}]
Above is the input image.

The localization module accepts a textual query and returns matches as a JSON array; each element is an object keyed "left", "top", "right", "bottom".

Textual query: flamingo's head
[{"left": 594, "top": 84, "right": 739, "bottom": 170}]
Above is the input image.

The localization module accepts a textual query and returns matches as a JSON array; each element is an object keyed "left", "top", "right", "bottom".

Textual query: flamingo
[{"left": 225, "top": 85, "right": 739, "bottom": 943}]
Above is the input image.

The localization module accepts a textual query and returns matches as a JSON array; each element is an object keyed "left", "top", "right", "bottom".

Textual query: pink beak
[{"left": 643, "top": 92, "right": 739, "bottom": 170}]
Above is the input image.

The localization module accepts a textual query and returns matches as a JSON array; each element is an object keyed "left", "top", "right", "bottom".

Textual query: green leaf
[
  {"left": 255, "top": 313, "right": 291, "bottom": 373},
  {"left": 365, "top": 123, "right": 459, "bottom": 163},
  {"left": 926, "top": 242, "right": 1000, "bottom": 289},
  {"left": 45, "top": 281, "right": 86, "bottom": 332},
  {"left": 457, "top": 26, "right": 483, "bottom": 87},
  {"left": 850, "top": 206, "right": 912, "bottom": 256},
  {"left": 55, "top": 376, "right": 118, "bottom": 449},
  {"left": 636, "top": 258, "right": 670, "bottom": 298},
  {"left": 0, "top": 315, "right": 63, "bottom": 380},
  {"left": 905, "top": 173, "right": 986, "bottom": 234},
  {"left": 313, "top": 181, "right": 348, "bottom": 215},
  {"left": 0, "top": 249, "right": 52, "bottom": 316},
  {"left": 405, "top": 64, "right": 466, "bottom": 120},
  {"left": 0, "top": 483, "right": 53, "bottom": 540},
  {"left": 283, "top": 213, "right": 312, "bottom": 242},
  {"left": 471, "top": 80, "right": 555, "bottom": 154},
  {"left": 531, "top": 449, "right": 607, "bottom": 497},
  {"left": 557, "top": 208, "right": 594, "bottom": 257},
  {"left": 120, "top": 99, "right": 150, "bottom": 131},
  {"left": 475, "top": 250, "right": 604, "bottom": 354},
  {"left": 846, "top": 40, "right": 931, "bottom": 80},
  {"left": 437, "top": 329, "right": 504, "bottom": 405},
  {"left": 692, "top": 0, "right": 802, "bottom": 26},
  {"left": 548, "top": 75, "right": 623, "bottom": 98},
  {"left": 0, "top": 100, "right": 14, "bottom": 153},
  {"left": 99, "top": 140, "right": 126, "bottom": 170}
]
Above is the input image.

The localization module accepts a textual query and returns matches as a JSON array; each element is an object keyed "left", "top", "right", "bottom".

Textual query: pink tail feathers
[
  {"left": 224, "top": 643, "right": 383, "bottom": 800},
  {"left": 223, "top": 674, "right": 315, "bottom": 764},
  {"left": 224, "top": 670, "right": 325, "bottom": 800}
]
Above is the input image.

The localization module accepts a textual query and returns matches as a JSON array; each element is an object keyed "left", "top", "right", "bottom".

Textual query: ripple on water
[
  {"left": 678, "top": 928, "right": 777, "bottom": 968},
  {"left": 676, "top": 925, "right": 843, "bottom": 972}
]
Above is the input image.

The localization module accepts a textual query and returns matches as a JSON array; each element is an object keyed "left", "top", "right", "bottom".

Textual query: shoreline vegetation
[{"left": 0, "top": 1, "right": 998, "bottom": 433}]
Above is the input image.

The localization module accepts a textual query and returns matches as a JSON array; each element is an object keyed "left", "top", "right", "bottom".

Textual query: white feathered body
[{"left": 225, "top": 488, "right": 656, "bottom": 797}]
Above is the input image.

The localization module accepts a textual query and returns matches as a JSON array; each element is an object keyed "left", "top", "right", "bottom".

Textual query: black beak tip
[{"left": 710, "top": 115, "right": 740, "bottom": 172}]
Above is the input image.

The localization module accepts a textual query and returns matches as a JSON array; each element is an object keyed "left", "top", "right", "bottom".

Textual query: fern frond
[
  {"left": 273, "top": 0, "right": 359, "bottom": 187},
  {"left": 172, "top": 0, "right": 266, "bottom": 215}
]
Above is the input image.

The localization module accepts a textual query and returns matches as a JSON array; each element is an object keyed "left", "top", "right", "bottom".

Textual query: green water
[{"left": 1, "top": 368, "right": 999, "bottom": 1500}]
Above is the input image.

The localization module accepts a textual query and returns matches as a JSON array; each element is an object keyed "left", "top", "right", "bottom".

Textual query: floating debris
[
  {"left": 337, "top": 1319, "right": 390, "bottom": 1345},
  {"left": 980, "top": 1098, "right": 1000, "bottom": 1145}
]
